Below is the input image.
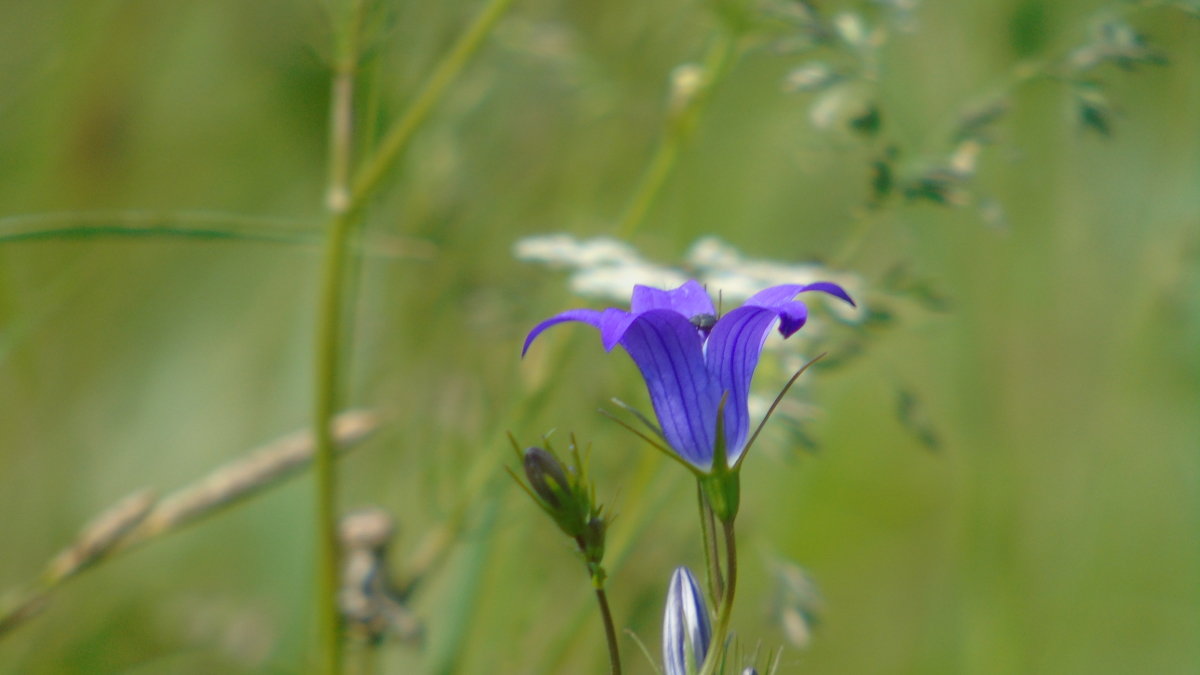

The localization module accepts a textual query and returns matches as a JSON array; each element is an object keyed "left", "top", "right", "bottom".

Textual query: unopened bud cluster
[{"left": 509, "top": 437, "right": 609, "bottom": 582}]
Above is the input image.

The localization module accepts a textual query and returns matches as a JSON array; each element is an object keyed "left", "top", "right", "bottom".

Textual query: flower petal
[
  {"left": 522, "top": 307, "right": 635, "bottom": 356},
  {"left": 705, "top": 305, "right": 784, "bottom": 463},
  {"left": 769, "top": 300, "right": 809, "bottom": 337},
  {"left": 619, "top": 309, "right": 720, "bottom": 469},
  {"left": 745, "top": 282, "right": 855, "bottom": 337},
  {"left": 746, "top": 282, "right": 855, "bottom": 308},
  {"left": 631, "top": 279, "right": 716, "bottom": 318},
  {"left": 801, "top": 280, "right": 857, "bottom": 307},
  {"left": 663, "top": 567, "right": 711, "bottom": 675}
]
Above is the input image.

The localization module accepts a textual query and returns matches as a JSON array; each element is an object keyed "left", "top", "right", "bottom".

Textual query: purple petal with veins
[{"left": 523, "top": 280, "right": 855, "bottom": 471}]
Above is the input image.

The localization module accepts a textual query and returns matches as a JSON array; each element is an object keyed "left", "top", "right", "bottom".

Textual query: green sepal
[
  {"left": 580, "top": 516, "right": 607, "bottom": 568},
  {"left": 700, "top": 468, "right": 740, "bottom": 524},
  {"left": 700, "top": 394, "right": 740, "bottom": 522}
]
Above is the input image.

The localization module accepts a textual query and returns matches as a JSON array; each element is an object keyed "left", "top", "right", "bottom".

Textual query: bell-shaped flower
[
  {"left": 662, "top": 566, "right": 712, "bottom": 675},
  {"left": 523, "top": 280, "right": 854, "bottom": 472}
]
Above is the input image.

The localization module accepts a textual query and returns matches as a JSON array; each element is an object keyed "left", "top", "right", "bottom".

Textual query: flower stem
[
  {"left": 313, "top": 211, "right": 354, "bottom": 675},
  {"left": 536, "top": 454, "right": 679, "bottom": 673},
  {"left": 593, "top": 586, "right": 623, "bottom": 675},
  {"left": 312, "top": 0, "right": 517, "bottom": 670},
  {"left": 615, "top": 27, "right": 737, "bottom": 239},
  {"left": 697, "top": 518, "right": 737, "bottom": 675},
  {"left": 314, "top": 0, "right": 367, "bottom": 669},
  {"left": 326, "top": 0, "right": 363, "bottom": 215},
  {"left": 697, "top": 483, "right": 724, "bottom": 605},
  {"left": 572, "top": 531, "right": 622, "bottom": 675},
  {"left": 348, "top": 0, "right": 517, "bottom": 211}
]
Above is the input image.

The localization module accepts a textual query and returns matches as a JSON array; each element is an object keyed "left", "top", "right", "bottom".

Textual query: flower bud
[
  {"left": 663, "top": 566, "right": 711, "bottom": 675},
  {"left": 509, "top": 437, "right": 610, "bottom": 567},
  {"left": 523, "top": 447, "right": 571, "bottom": 510}
]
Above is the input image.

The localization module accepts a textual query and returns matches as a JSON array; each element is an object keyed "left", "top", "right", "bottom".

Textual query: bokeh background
[{"left": 1, "top": 0, "right": 1197, "bottom": 673}]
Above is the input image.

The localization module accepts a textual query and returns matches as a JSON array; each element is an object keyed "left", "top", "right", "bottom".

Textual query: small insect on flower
[{"left": 689, "top": 312, "right": 718, "bottom": 332}]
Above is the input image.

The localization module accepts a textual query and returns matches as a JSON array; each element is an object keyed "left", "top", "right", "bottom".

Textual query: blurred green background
[{"left": 0, "top": 0, "right": 1197, "bottom": 673}]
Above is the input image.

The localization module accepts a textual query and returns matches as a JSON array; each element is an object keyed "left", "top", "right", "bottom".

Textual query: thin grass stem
[
  {"left": 347, "top": 0, "right": 518, "bottom": 215},
  {"left": 315, "top": 1, "right": 368, "bottom": 670},
  {"left": 615, "top": 28, "right": 738, "bottom": 239},
  {"left": 314, "top": 155, "right": 356, "bottom": 675},
  {"left": 0, "top": 211, "right": 318, "bottom": 245}
]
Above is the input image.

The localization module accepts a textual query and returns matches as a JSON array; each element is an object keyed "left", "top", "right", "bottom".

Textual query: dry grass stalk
[
  {"left": 0, "top": 591, "right": 48, "bottom": 639},
  {"left": 43, "top": 489, "right": 159, "bottom": 584},
  {"left": 120, "top": 409, "right": 378, "bottom": 548},
  {"left": 0, "top": 410, "right": 379, "bottom": 641}
]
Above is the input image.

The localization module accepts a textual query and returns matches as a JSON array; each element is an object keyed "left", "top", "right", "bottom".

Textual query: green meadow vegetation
[{"left": 0, "top": 0, "right": 1197, "bottom": 673}]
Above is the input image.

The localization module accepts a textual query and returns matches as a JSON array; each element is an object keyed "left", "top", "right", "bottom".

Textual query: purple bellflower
[
  {"left": 523, "top": 280, "right": 854, "bottom": 473},
  {"left": 663, "top": 566, "right": 712, "bottom": 675}
]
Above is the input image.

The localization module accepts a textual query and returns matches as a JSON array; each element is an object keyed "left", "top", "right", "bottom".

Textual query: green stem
[
  {"left": 326, "top": 3, "right": 363, "bottom": 215},
  {"left": 697, "top": 483, "right": 723, "bottom": 605},
  {"left": 313, "top": 210, "right": 354, "bottom": 675},
  {"left": 315, "top": 1, "right": 366, "bottom": 671},
  {"left": 573, "top": 530, "right": 621, "bottom": 674},
  {"left": 697, "top": 518, "right": 737, "bottom": 675},
  {"left": 312, "top": 1, "right": 518, "bottom": 671},
  {"left": 593, "top": 586, "right": 622, "bottom": 675},
  {"left": 615, "top": 131, "right": 680, "bottom": 240},
  {"left": 348, "top": 0, "right": 517, "bottom": 212},
  {"left": 536, "top": 455, "right": 681, "bottom": 673},
  {"left": 0, "top": 211, "right": 317, "bottom": 245},
  {"left": 615, "top": 28, "right": 738, "bottom": 239}
]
